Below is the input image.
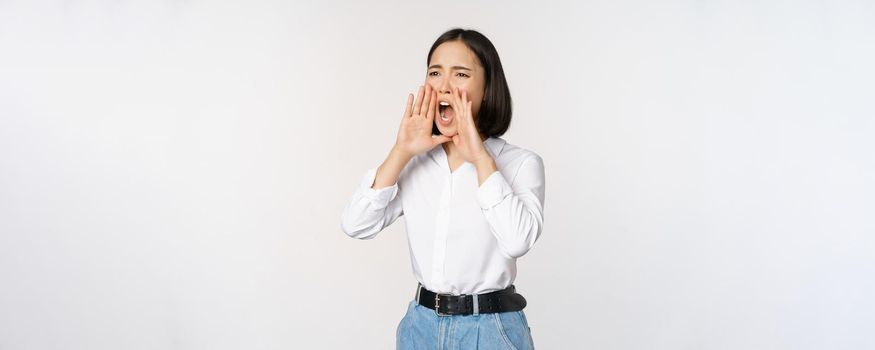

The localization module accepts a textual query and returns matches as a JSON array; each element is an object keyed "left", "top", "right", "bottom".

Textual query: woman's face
[{"left": 426, "top": 40, "right": 486, "bottom": 138}]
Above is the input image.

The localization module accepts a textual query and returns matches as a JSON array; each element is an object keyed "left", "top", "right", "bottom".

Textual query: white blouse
[{"left": 340, "top": 137, "right": 545, "bottom": 295}]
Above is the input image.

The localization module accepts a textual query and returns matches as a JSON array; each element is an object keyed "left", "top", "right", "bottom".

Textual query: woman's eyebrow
[{"left": 428, "top": 64, "right": 472, "bottom": 71}]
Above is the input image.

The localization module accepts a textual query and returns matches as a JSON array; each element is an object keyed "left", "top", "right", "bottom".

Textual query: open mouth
[{"left": 438, "top": 101, "right": 454, "bottom": 124}]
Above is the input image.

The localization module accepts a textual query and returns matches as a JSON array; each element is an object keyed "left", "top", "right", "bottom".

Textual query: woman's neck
[{"left": 442, "top": 133, "right": 488, "bottom": 158}]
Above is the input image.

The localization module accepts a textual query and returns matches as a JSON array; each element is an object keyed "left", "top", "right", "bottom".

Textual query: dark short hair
[{"left": 428, "top": 28, "right": 512, "bottom": 138}]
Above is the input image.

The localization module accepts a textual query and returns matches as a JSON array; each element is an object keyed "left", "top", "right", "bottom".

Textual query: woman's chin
[
  {"left": 441, "top": 131, "right": 458, "bottom": 138},
  {"left": 436, "top": 126, "right": 457, "bottom": 138}
]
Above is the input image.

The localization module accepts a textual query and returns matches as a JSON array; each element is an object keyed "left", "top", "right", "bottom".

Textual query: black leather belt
[{"left": 415, "top": 283, "right": 527, "bottom": 316}]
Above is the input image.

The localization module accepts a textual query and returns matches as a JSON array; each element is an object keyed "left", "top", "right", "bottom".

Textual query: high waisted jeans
[{"left": 396, "top": 299, "right": 535, "bottom": 349}]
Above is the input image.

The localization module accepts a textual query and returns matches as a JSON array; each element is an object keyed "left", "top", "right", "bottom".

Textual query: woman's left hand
[{"left": 450, "top": 87, "right": 491, "bottom": 165}]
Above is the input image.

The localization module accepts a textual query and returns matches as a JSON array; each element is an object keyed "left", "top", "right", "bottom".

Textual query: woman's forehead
[{"left": 429, "top": 41, "right": 481, "bottom": 68}]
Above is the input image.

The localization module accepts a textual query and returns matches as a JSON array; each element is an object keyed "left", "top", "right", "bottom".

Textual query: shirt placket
[{"left": 430, "top": 173, "right": 453, "bottom": 292}]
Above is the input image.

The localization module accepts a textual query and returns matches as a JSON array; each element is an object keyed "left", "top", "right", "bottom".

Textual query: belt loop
[
  {"left": 416, "top": 283, "right": 422, "bottom": 303},
  {"left": 472, "top": 293, "right": 480, "bottom": 315}
]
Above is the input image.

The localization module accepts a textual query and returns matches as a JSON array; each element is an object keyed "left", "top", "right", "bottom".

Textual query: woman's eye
[
  {"left": 428, "top": 71, "right": 439, "bottom": 76},
  {"left": 456, "top": 72, "right": 469, "bottom": 78}
]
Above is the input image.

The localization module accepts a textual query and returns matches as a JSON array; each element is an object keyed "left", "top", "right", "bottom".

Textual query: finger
[
  {"left": 455, "top": 88, "right": 472, "bottom": 131},
  {"left": 456, "top": 89, "right": 469, "bottom": 128},
  {"left": 421, "top": 85, "right": 432, "bottom": 118},
  {"left": 413, "top": 85, "right": 424, "bottom": 116},
  {"left": 466, "top": 100, "right": 476, "bottom": 133},
  {"left": 450, "top": 87, "right": 462, "bottom": 119},
  {"left": 461, "top": 89, "right": 471, "bottom": 122},
  {"left": 426, "top": 90, "right": 437, "bottom": 120},
  {"left": 403, "top": 93, "right": 414, "bottom": 118},
  {"left": 456, "top": 109, "right": 466, "bottom": 137}
]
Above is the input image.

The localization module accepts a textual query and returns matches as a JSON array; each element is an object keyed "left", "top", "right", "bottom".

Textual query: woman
[{"left": 341, "top": 28, "right": 545, "bottom": 349}]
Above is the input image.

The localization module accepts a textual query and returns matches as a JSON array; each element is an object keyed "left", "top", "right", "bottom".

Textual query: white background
[{"left": 1, "top": 0, "right": 873, "bottom": 349}]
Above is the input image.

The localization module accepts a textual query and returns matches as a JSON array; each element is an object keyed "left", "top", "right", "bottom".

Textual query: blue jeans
[{"left": 396, "top": 299, "right": 535, "bottom": 349}]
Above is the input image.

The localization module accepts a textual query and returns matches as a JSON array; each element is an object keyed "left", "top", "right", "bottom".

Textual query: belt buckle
[{"left": 434, "top": 293, "right": 451, "bottom": 317}]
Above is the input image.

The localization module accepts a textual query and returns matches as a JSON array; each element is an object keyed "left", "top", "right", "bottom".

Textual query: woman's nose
[
  {"left": 430, "top": 77, "right": 449, "bottom": 94},
  {"left": 438, "top": 80, "right": 452, "bottom": 94}
]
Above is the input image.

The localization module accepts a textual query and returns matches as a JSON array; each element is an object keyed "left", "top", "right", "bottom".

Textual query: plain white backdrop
[{"left": 1, "top": 0, "right": 873, "bottom": 349}]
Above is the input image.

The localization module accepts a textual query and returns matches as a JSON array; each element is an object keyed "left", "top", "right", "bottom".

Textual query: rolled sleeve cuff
[
  {"left": 476, "top": 171, "right": 513, "bottom": 209},
  {"left": 360, "top": 167, "right": 398, "bottom": 210}
]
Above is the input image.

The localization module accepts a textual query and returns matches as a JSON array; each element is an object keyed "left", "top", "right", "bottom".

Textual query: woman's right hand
[{"left": 394, "top": 85, "right": 452, "bottom": 158}]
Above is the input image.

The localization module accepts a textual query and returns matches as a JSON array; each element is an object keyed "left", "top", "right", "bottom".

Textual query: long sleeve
[
  {"left": 340, "top": 167, "right": 404, "bottom": 240},
  {"left": 475, "top": 154, "right": 546, "bottom": 259}
]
